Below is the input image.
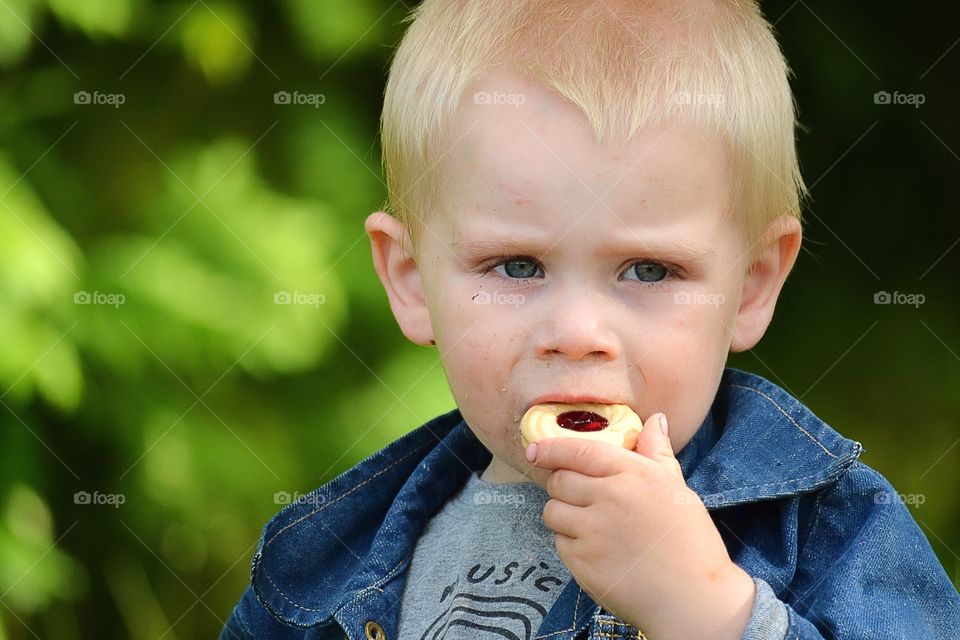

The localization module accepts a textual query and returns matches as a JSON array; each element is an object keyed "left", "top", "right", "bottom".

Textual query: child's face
[{"left": 370, "top": 68, "right": 796, "bottom": 485}]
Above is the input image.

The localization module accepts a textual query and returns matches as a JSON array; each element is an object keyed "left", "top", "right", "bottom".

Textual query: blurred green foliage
[{"left": 0, "top": 1, "right": 958, "bottom": 637}]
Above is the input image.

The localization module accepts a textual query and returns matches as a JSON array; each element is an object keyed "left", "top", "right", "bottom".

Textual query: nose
[{"left": 533, "top": 286, "right": 619, "bottom": 361}]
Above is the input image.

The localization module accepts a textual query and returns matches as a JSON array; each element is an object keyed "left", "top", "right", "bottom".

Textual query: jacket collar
[
  {"left": 682, "top": 370, "right": 863, "bottom": 507},
  {"left": 249, "top": 367, "right": 863, "bottom": 631}
]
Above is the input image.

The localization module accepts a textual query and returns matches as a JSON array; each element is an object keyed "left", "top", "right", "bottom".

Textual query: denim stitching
[
  {"left": 266, "top": 510, "right": 426, "bottom": 618},
  {"left": 257, "top": 439, "right": 438, "bottom": 613},
  {"left": 705, "top": 464, "right": 851, "bottom": 498},
  {"left": 721, "top": 383, "right": 837, "bottom": 458},
  {"left": 277, "top": 541, "right": 411, "bottom": 621},
  {"left": 595, "top": 615, "right": 645, "bottom": 639},
  {"left": 535, "top": 586, "right": 583, "bottom": 638},
  {"left": 262, "top": 440, "right": 435, "bottom": 550},
  {"left": 261, "top": 556, "right": 405, "bottom": 614}
]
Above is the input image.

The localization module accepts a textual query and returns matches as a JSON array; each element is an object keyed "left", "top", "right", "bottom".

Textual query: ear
[
  {"left": 364, "top": 211, "right": 435, "bottom": 347},
  {"left": 730, "top": 215, "right": 802, "bottom": 352}
]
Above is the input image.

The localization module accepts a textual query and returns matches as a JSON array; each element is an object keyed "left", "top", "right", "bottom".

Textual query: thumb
[{"left": 633, "top": 412, "right": 679, "bottom": 466}]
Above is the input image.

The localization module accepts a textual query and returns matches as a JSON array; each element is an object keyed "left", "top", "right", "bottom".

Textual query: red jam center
[{"left": 556, "top": 411, "right": 608, "bottom": 432}]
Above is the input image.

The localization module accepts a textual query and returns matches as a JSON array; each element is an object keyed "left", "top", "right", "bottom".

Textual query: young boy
[{"left": 222, "top": 1, "right": 960, "bottom": 638}]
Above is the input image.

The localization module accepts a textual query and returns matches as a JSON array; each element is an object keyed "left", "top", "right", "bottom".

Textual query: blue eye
[
  {"left": 495, "top": 258, "right": 542, "bottom": 279},
  {"left": 624, "top": 261, "right": 669, "bottom": 283}
]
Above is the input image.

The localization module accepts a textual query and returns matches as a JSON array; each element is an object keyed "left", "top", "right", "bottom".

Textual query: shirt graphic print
[{"left": 397, "top": 472, "right": 571, "bottom": 639}]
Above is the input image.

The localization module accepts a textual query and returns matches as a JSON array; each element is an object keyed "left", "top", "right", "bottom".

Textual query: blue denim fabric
[{"left": 221, "top": 368, "right": 960, "bottom": 639}]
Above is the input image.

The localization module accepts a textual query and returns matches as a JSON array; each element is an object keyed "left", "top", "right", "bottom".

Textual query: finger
[
  {"left": 528, "top": 436, "right": 630, "bottom": 477},
  {"left": 545, "top": 469, "right": 595, "bottom": 507},
  {"left": 542, "top": 498, "right": 584, "bottom": 538},
  {"left": 554, "top": 531, "right": 577, "bottom": 559},
  {"left": 633, "top": 412, "right": 685, "bottom": 481}
]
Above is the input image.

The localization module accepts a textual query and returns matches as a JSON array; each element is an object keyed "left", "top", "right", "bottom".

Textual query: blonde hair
[{"left": 381, "top": 0, "right": 806, "bottom": 259}]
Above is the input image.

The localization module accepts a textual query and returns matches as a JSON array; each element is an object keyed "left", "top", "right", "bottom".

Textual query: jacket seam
[
  {"left": 706, "top": 458, "right": 845, "bottom": 508},
  {"left": 721, "top": 383, "right": 838, "bottom": 458},
  {"left": 595, "top": 615, "right": 645, "bottom": 638},
  {"left": 535, "top": 587, "right": 583, "bottom": 638},
  {"left": 254, "top": 440, "right": 437, "bottom": 618},
  {"left": 225, "top": 602, "right": 255, "bottom": 640},
  {"left": 797, "top": 487, "right": 827, "bottom": 559},
  {"left": 261, "top": 440, "right": 435, "bottom": 551},
  {"left": 261, "top": 553, "right": 407, "bottom": 615},
  {"left": 790, "top": 462, "right": 872, "bottom": 620}
]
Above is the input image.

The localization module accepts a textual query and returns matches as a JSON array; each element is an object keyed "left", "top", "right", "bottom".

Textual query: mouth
[
  {"left": 525, "top": 394, "right": 625, "bottom": 415},
  {"left": 522, "top": 395, "right": 641, "bottom": 434},
  {"left": 518, "top": 396, "right": 644, "bottom": 448}
]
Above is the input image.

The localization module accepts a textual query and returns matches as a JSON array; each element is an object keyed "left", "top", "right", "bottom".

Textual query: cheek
[
  {"left": 674, "top": 292, "right": 736, "bottom": 347},
  {"left": 434, "top": 303, "right": 517, "bottom": 400},
  {"left": 433, "top": 280, "right": 531, "bottom": 348},
  {"left": 647, "top": 301, "right": 732, "bottom": 359},
  {"left": 635, "top": 306, "right": 731, "bottom": 414}
]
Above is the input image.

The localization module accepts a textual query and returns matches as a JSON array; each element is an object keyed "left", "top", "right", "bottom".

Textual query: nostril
[{"left": 534, "top": 313, "right": 618, "bottom": 360}]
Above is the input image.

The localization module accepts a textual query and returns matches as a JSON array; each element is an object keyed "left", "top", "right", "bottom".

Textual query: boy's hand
[{"left": 527, "top": 413, "right": 756, "bottom": 640}]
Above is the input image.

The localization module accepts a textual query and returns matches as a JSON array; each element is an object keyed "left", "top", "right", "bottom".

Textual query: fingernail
[
  {"left": 659, "top": 414, "right": 669, "bottom": 436},
  {"left": 525, "top": 442, "right": 538, "bottom": 462}
]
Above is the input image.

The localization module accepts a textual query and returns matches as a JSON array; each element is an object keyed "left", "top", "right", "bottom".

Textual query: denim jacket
[{"left": 221, "top": 368, "right": 960, "bottom": 639}]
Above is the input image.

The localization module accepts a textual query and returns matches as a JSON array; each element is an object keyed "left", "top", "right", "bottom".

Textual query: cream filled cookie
[{"left": 520, "top": 402, "right": 642, "bottom": 450}]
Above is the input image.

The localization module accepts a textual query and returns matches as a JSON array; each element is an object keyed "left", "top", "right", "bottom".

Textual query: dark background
[{"left": 0, "top": 1, "right": 957, "bottom": 637}]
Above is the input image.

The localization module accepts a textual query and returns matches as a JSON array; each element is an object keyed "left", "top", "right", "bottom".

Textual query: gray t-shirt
[
  {"left": 395, "top": 471, "right": 788, "bottom": 640},
  {"left": 396, "top": 471, "right": 571, "bottom": 639}
]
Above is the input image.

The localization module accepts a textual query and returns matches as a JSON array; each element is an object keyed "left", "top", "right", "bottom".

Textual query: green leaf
[
  {"left": 45, "top": 0, "right": 138, "bottom": 38},
  {"left": 0, "top": 486, "right": 86, "bottom": 613},
  {"left": 179, "top": 1, "right": 254, "bottom": 84},
  {"left": 0, "top": 0, "right": 40, "bottom": 66},
  {"left": 281, "top": 0, "right": 388, "bottom": 61}
]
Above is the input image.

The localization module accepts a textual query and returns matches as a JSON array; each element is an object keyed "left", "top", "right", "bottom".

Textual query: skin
[{"left": 366, "top": 67, "right": 801, "bottom": 638}]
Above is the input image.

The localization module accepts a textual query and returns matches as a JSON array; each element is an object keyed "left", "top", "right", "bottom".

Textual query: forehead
[{"left": 435, "top": 68, "right": 736, "bottom": 239}]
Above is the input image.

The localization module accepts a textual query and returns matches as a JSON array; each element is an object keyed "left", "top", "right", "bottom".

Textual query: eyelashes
[{"left": 482, "top": 256, "right": 682, "bottom": 287}]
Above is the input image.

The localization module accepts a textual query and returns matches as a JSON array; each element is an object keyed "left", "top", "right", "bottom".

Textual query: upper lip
[{"left": 525, "top": 394, "right": 624, "bottom": 414}]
